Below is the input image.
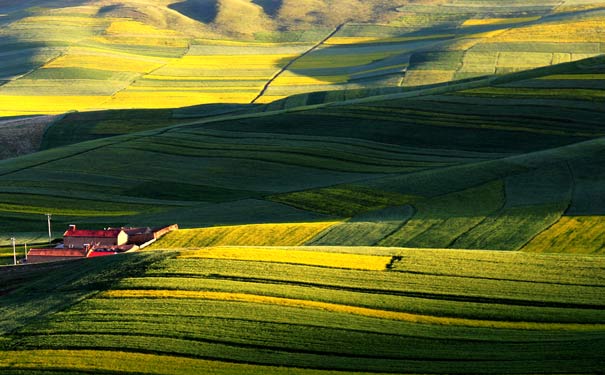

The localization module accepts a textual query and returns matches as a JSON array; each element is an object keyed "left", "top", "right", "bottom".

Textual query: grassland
[{"left": 1, "top": 247, "right": 604, "bottom": 374}]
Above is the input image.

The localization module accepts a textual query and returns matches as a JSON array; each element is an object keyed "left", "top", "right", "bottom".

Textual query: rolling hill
[
  {"left": 1, "top": 1, "right": 605, "bottom": 374},
  {"left": 1, "top": 55, "right": 604, "bottom": 255},
  {"left": 1, "top": 245, "right": 605, "bottom": 374},
  {"left": 1, "top": 0, "right": 604, "bottom": 117}
]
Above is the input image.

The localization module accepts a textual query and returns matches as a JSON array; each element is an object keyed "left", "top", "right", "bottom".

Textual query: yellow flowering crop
[
  {"left": 178, "top": 246, "right": 391, "bottom": 271},
  {"left": 325, "top": 34, "right": 455, "bottom": 45},
  {"left": 168, "top": 55, "right": 296, "bottom": 69},
  {"left": 271, "top": 75, "right": 349, "bottom": 85},
  {"left": 44, "top": 53, "right": 165, "bottom": 73},
  {"left": 0, "top": 95, "right": 107, "bottom": 116},
  {"left": 462, "top": 17, "right": 541, "bottom": 27},
  {"left": 523, "top": 216, "right": 605, "bottom": 254},
  {"left": 485, "top": 19, "right": 605, "bottom": 43},
  {"left": 153, "top": 222, "right": 339, "bottom": 248},
  {"left": 105, "top": 91, "right": 255, "bottom": 108}
]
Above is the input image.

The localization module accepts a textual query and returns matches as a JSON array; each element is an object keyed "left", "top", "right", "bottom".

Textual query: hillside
[
  {"left": 1, "top": 247, "right": 604, "bottom": 374},
  {"left": 1, "top": 56, "right": 604, "bottom": 257},
  {"left": 1, "top": 0, "right": 604, "bottom": 118}
]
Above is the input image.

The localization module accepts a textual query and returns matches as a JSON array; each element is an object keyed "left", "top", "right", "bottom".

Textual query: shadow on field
[
  {"left": 168, "top": 0, "right": 218, "bottom": 24},
  {"left": 271, "top": 9, "right": 561, "bottom": 88},
  {"left": 252, "top": 0, "right": 283, "bottom": 17}
]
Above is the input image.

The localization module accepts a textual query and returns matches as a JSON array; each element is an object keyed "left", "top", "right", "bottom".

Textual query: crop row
[
  {"left": 177, "top": 247, "right": 391, "bottom": 271},
  {"left": 151, "top": 223, "right": 338, "bottom": 248},
  {"left": 147, "top": 255, "right": 605, "bottom": 305}
]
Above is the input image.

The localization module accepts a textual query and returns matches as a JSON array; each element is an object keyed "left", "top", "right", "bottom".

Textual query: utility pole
[
  {"left": 46, "top": 213, "right": 52, "bottom": 244},
  {"left": 11, "top": 237, "right": 16, "bottom": 265}
]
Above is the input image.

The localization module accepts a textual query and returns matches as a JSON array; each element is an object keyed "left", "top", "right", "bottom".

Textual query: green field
[{"left": 1, "top": 247, "right": 604, "bottom": 374}]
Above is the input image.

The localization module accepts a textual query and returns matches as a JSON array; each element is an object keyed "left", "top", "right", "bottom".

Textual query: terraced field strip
[
  {"left": 324, "top": 34, "right": 456, "bottom": 45},
  {"left": 483, "top": 17, "right": 605, "bottom": 43},
  {"left": 151, "top": 222, "right": 340, "bottom": 248},
  {"left": 101, "top": 289, "right": 605, "bottom": 331},
  {"left": 113, "top": 41, "right": 311, "bottom": 108},
  {"left": 0, "top": 350, "right": 362, "bottom": 375},
  {"left": 379, "top": 181, "right": 505, "bottom": 248},
  {"left": 270, "top": 185, "right": 417, "bottom": 217},
  {"left": 523, "top": 216, "right": 605, "bottom": 254},
  {"left": 461, "top": 16, "right": 542, "bottom": 27},
  {"left": 0, "top": 13, "right": 193, "bottom": 116},
  {"left": 178, "top": 247, "right": 392, "bottom": 271},
  {"left": 308, "top": 205, "right": 415, "bottom": 246},
  {"left": 122, "top": 131, "right": 440, "bottom": 174}
]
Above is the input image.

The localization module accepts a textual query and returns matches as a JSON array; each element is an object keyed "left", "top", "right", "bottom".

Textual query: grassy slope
[
  {"left": 1, "top": 246, "right": 604, "bottom": 374},
  {"left": 1, "top": 56, "right": 604, "bottom": 253}
]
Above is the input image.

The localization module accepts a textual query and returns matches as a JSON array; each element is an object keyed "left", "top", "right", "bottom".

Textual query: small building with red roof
[
  {"left": 26, "top": 223, "right": 177, "bottom": 264},
  {"left": 63, "top": 225, "right": 128, "bottom": 249}
]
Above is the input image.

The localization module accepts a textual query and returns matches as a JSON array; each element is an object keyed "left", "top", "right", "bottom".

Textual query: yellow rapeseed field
[
  {"left": 44, "top": 53, "right": 166, "bottom": 73},
  {"left": 523, "top": 216, "right": 605, "bottom": 254},
  {"left": 462, "top": 17, "right": 541, "bottom": 27},
  {"left": 0, "top": 95, "right": 107, "bottom": 116},
  {"left": 105, "top": 91, "right": 255, "bottom": 108},
  {"left": 153, "top": 222, "right": 339, "bottom": 248},
  {"left": 144, "top": 75, "right": 268, "bottom": 81},
  {"left": 485, "top": 19, "right": 605, "bottom": 43},
  {"left": 324, "top": 34, "right": 455, "bottom": 45},
  {"left": 271, "top": 75, "right": 349, "bottom": 85},
  {"left": 104, "top": 290, "right": 605, "bottom": 331},
  {"left": 178, "top": 246, "right": 391, "bottom": 271},
  {"left": 193, "top": 38, "right": 310, "bottom": 47},
  {"left": 168, "top": 55, "right": 296, "bottom": 69}
]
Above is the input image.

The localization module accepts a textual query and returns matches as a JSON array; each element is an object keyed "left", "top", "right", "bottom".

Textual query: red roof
[
  {"left": 64, "top": 228, "right": 123, "bottom": 238},
  {"left": 28, "top": 248, "right": 87, "bottom": 257},
  {"left": 88, "top": 250, "right": 118, "bottom": 258}
]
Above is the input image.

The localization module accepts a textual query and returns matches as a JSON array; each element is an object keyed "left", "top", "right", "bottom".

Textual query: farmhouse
[
  {"left": 64, "top": 225, "right": 128, "bottom": 248},
  {"left": 27, "top": 224, "right": 178, "bottom": 264}
]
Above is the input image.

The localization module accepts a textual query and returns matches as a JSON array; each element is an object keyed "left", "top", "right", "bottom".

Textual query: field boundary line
[
  {"left": 446, "top": 179, "right": 506, "bottom": 249},
  {"left": 100, "top": 40, "right": 193, "bottom": 106},
  {"left": 519, "top": 161, "right": 576, "bottom": 251},
  {"left": 375, "top": 205, "right": 417, "bottom": 246},
  {"left": 251, "top": 23, "right": 347, "bottom": 104}
]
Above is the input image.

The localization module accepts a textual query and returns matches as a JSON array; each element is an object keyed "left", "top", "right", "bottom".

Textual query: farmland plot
[
  {"left": 308, "top": 205, "right": 414, "bottom": 246},
  {"left": 2, "top": 247, "right": 604, "bottom": 374}
]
